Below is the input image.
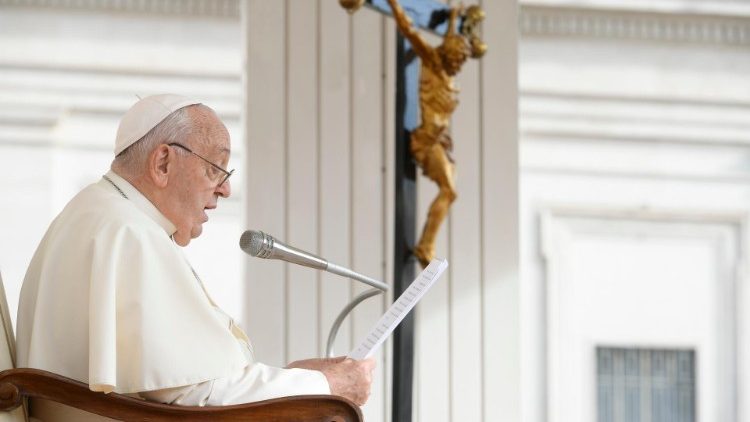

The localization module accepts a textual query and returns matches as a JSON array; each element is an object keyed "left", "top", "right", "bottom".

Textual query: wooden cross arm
[
  {"left": 365, "top": 0, "right": 457, "bottom": 35},
  {"left": 0, "top": 368, "right": 362, "bottom": 422}
]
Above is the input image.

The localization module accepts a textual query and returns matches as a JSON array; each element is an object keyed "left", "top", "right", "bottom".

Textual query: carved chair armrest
[{"left": 0, "top": 368, "right": 362, "bottom": 422}]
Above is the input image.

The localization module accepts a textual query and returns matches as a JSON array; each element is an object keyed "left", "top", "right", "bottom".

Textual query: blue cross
[{"left": 359, "top": 1, "right": 464, "bottom": 421}]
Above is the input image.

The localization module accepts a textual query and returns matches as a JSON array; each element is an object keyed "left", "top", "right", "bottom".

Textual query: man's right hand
[{"left": 287, "top": 356, "right": 376, "bottom": 406}]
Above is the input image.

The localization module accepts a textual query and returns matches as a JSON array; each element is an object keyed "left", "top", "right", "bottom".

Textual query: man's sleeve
[{"left": 137, "top": 362, "right": 330, "bottom": 406}]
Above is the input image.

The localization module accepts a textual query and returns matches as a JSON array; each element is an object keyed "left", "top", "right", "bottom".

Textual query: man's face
[
  {"left": 167, "top": 107, "right": 232, "bottom": 246},
  {"left": 440, "top": 35, "right": 469, "bottom": 76}
]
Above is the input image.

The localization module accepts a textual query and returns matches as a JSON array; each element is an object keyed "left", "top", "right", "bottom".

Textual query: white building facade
[
  {"left": 520, "top": 1, "right": 750, "bottom": 421},
  {"left": 3, "top": 0, "right": 749, "bottom": 421},
  {"left": 0, "top": 1, "right": 518, "bottom": 421}
]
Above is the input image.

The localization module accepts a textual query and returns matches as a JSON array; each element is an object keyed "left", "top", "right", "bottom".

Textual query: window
[{"left": 598, "top": 347, "right": 695, "bottom": 422}]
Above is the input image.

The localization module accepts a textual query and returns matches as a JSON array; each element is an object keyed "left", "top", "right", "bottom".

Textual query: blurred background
[
  {"left": 0, "top": 0, "right": 246, "bottom": 319},
  {"left": 2, "top": 0, "right": 750, "bottom": 421},
  {"left": 520, "top": 1, "right": 750, "bottom": 421}
]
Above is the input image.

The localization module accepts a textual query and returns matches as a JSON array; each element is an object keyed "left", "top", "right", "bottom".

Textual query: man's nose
[{"left": 216, "top": 179, "right": 231, "bottom": 198}]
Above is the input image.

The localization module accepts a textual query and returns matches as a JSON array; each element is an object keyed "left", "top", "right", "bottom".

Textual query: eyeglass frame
[{"left": 167, "top": 142, "right": 235, "bottom": 188}]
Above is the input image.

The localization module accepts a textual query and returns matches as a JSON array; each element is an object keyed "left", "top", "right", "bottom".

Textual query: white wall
[
  {"left": 243, "top": 3, "right": 390, "bottom": 421},
  {"left": 541, "top": 213, "right": 739, "bottom": 422},
  {"left": 0, "top": 4, "right": 245, "bottom": 326},
  {"left": 519, "top": 3, "right": 750, "bottom": 421}
]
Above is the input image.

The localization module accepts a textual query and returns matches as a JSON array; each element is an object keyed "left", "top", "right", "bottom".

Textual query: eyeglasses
[{"left": 168, "top": 143, "right": 235, "bottom": 188}]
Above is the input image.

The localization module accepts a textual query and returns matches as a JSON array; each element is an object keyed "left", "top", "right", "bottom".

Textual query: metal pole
[{"left": 392, "top": 33, "right": 419, "bottom": 422}]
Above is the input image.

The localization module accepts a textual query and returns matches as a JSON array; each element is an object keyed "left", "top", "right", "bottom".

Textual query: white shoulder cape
[{"left": 16, "top": 171, "right": 249, "bottom": 393}]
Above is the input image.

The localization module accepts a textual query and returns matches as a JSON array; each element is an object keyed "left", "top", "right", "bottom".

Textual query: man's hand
[{"left": 287, "top": 356, "right": 376, "bottom": 406}]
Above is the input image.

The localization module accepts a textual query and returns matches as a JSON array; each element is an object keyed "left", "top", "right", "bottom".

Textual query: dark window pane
[{"left": 597, "top": 347, "right": 695, "bottom": 422}]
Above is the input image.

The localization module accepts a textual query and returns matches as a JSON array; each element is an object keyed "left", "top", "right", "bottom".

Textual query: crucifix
[{"left": 340, "top": 1, "right": 486, "bottom": 421}]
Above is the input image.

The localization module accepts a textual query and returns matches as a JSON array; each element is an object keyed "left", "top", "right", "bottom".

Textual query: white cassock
[{"left": 16, "top": 170, "right": 329, "bottom": 418}]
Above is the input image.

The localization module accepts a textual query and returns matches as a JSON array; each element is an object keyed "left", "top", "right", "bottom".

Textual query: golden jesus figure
[{"left": 386, "top": 0, "right": 485, "bottom": 267}]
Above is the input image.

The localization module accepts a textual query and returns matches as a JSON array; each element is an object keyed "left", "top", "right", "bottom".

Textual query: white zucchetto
[{"left": 115, "top": 94, "right": 201, "bottom": 156}]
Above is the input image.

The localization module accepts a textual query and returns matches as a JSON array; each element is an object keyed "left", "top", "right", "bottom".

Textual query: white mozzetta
[
  {"left": 17, "top": 171, "right": 245, "bottom": 393},
  {"left": 16, "top": 170, "right": 328, "bottom": 399}
]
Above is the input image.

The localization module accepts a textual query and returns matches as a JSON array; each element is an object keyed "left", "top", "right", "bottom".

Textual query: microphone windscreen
[{"left": 239, "top": 230, "right": 265, "bottom": 256}]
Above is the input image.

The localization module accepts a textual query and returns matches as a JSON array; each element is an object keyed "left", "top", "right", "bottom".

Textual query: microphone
[{"left": 239, "top": 230, "right": 388, "bottom": 291}]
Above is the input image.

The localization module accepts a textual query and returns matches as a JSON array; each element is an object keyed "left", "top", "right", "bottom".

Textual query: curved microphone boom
[{"left": 239, "top": 230, "right": 388, "bottom": 291}]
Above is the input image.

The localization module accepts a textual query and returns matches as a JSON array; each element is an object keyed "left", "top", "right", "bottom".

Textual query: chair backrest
[{"left": 0, "top": 272, "right": 27, "bottom": 422}]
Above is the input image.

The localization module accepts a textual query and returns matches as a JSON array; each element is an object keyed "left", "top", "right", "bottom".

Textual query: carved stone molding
[
  {"left": 0, "top": 0, "right": 240, "bottom": 18},
  {"left": 520, "top": 90, "right": 750, "bottom": 147},
  {"left": 4, "top": 0, "right": 748, "bottom": 46},
  {"left": 520, "top": 5, "right": 750, "bottom": 46}
]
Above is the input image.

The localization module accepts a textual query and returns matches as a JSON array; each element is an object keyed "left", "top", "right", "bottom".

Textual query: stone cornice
[
  {"left": 3, "top": 0, "right": 749, "bottom": 46},
  {"left": 522, "top": 0, "right": 750, "bottom": 19},
  {"left": 0, "top": 0, "right": 239, "bottom": 18},
  {"left": 520, "top": 5, "right": 750, "bottom": 46},
  {"left": 519, "top": 90, "right": 750, "bottom": 147}
]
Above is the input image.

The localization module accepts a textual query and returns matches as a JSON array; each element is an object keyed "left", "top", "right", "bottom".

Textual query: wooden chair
[{"left": 0, "top": 273, "right": 361, "bottom": 422}]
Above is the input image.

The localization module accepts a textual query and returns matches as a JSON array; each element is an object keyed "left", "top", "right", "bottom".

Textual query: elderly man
[{"left": 16, "top": 94, "right": 374, "bottom": 419}]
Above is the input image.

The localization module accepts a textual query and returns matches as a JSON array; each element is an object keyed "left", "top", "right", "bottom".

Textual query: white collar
[{"left": 102, "top": 170, "right": 177, "bottom": 237}]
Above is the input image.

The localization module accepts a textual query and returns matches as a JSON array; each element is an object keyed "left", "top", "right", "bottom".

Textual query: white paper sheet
[{"left": 348, "top": 258, "right": 449, "bottom": 360}]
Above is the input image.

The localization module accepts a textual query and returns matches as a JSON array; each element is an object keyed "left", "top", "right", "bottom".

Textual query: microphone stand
[
  {"left": 326, "top": 287, "right": 386, "bottom": 358},
  {"left": 241, "top": 230, "right": 388, "bottom": 357},
  {"left": 317, "top": 262, "right": 388, "bottom": 357}
]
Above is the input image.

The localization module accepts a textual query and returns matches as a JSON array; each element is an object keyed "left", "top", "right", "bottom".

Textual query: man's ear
[{"left": 148, "top": 144, "right": 172, "bottom": 188}]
